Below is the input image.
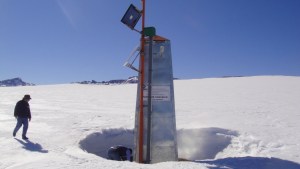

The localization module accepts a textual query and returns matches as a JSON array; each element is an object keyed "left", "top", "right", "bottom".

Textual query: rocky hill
[{"left": 0, "top": 78, "right": 35, "bottom": 87}]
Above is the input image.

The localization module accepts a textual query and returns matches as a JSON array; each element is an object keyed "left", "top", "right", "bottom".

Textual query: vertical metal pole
[
  {"left": 138, "top": 0, "right": 146, "bottom": 163},
  {"left": 146, "top": 36, "right": 153, "bottom": 164}
]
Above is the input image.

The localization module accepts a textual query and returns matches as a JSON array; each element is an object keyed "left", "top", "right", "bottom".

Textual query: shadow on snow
[
  {"left": 198, "top": 156, "right": 300, "bottom": 169},
  {"left": 15, "top": 138, "right": 48, "bottom": 153},
  {"left": 79, "top": 128, "right": 133, "bottom": 158}
]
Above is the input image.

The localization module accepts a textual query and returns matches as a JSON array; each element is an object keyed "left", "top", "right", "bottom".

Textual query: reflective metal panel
[{"left": 134, "top": 37, "right": 178, "bottom": 163}]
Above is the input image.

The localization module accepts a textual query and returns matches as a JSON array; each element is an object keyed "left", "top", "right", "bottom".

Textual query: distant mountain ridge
[
  {"left": 74, "top": 76, "right": 138, "bottom": 85},
  {"left": 1, "top": 76, "right": 180, "bottom": 86},
  {"left": 74, "top": 76, "right": 182, "bottom": 85},
  {"left": 0, "top": 78, "right": 35, "bottom": 87}
]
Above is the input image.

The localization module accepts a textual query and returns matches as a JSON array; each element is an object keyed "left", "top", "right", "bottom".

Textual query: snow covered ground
[{"left": 0, "top": 76, "right": 300, "bottom": 169}]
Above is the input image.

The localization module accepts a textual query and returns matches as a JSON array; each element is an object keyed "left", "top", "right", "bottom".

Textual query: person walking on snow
[{"left": 13, "top": 95, "right": 32, "bottom": 140}]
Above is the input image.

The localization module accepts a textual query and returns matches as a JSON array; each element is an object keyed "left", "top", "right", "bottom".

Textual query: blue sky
[{"left": 0, "top": 0, "right": 299, "bottom": 84}]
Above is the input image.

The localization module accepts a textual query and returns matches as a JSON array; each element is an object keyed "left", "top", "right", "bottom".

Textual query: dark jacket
[
  {"left": 113, "top": 146, "right": 132, "bottom": 161},
  {"left": 14, "top": 100, "right": 31, "bottom": 119}
]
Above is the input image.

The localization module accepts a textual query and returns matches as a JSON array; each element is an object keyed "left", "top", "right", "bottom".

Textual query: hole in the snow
[{"left": 79, "top": 127, "right": 238, "bottom": 161}]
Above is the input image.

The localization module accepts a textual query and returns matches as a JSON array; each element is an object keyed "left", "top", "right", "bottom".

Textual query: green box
[{"left": 144, "top": 27, "right": 156, "bottom": 37}]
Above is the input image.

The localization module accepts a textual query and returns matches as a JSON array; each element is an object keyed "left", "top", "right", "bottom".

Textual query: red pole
[{"left": 138, "top": 0, "right": 146, "bottom": 163}]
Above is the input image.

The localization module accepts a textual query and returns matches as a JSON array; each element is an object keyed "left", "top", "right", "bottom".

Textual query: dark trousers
[{"left": 13, "top": 117, "right": 29, "bottom": 137}]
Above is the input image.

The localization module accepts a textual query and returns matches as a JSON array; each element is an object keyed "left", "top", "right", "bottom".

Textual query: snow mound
[
  {"left": 79, "top": 128, "right": 238, "bottom": 161},
  {"left": 177, "top": 128, "right": 238, "bottom": 161}
]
